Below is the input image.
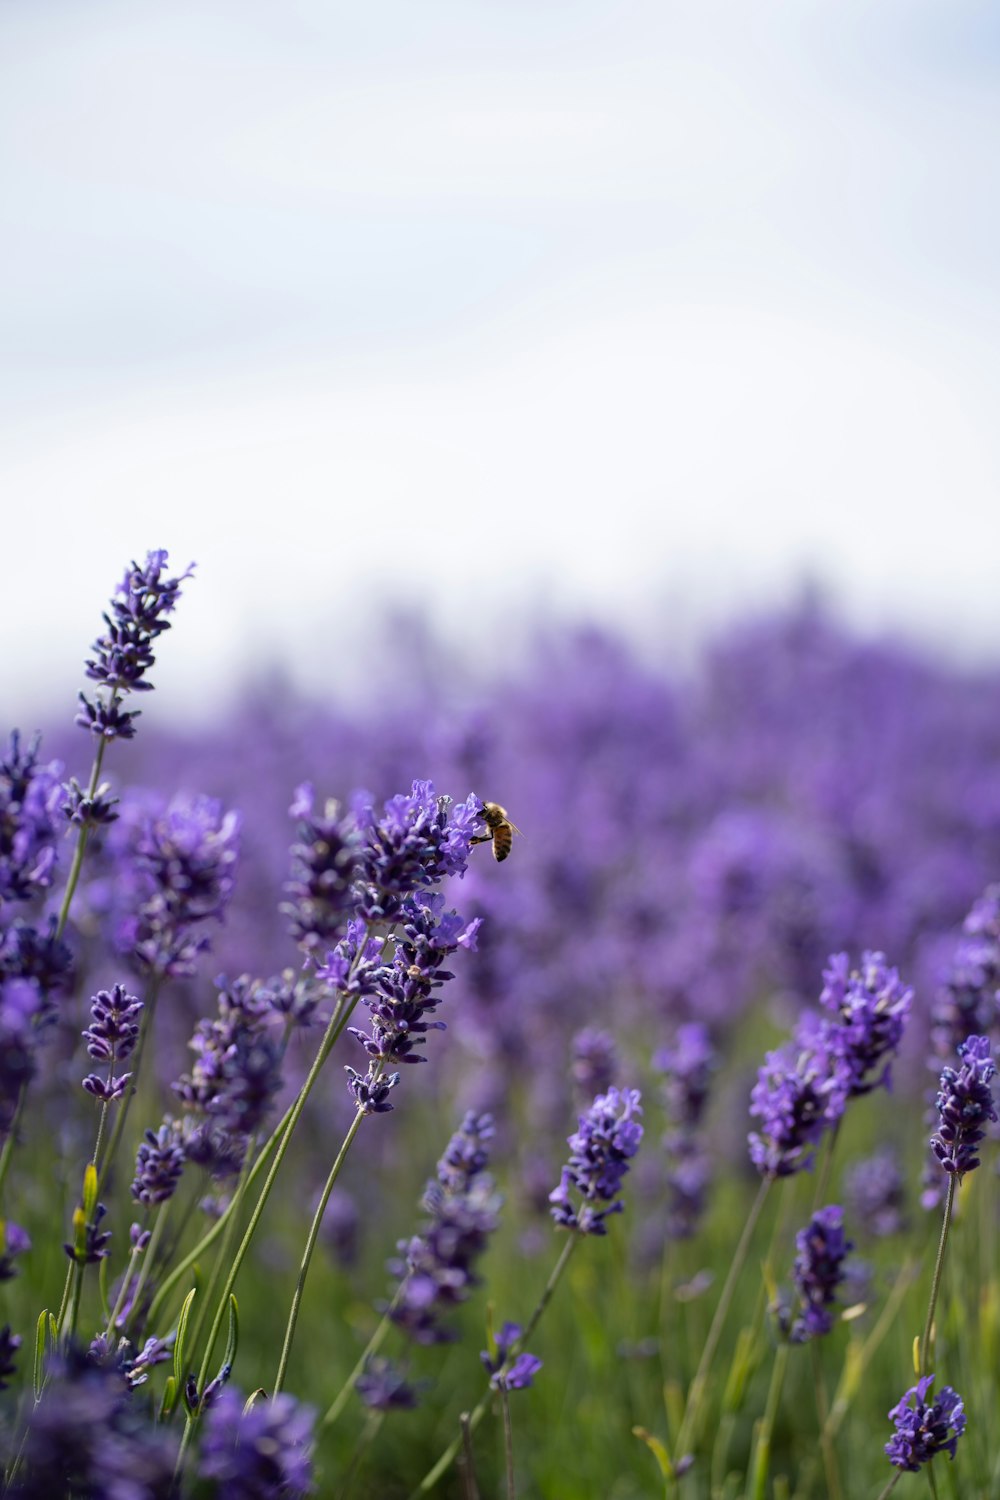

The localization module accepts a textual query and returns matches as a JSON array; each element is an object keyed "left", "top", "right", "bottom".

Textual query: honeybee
[{"left": 472, "top": 802, "right": 522, "bottom": 863}]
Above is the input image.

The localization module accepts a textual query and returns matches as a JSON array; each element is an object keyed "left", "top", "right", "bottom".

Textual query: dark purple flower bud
[
  {"left": 131, "top": 1122, "right": 186, "bottom": 1206},
  {"left": 356, "top": 1357, "right": 419, "bottom": 1411},
  {"left": 198, "top": 1387, "right": 315, "bottom": 1499},
  {"left": 388, "top": 1112, "right": 502, "bottom": 1344},
  {"left": 0, "top": 1325, "right": 22, "bottom": 1390},
  {"left": 82, "top": 983, "right": 143, "bottom": 1063},
  {"left": 0, "top": 1220, "right": 31, "bottom": 1280},
  {"left": 820, "top": 951, "right": 912, "bottom": 1095},
  {"left": 846, "top": 1150, "right": 906, "bottom": 1238},
  {"left": 0, "top": 916, "right": 74, "bottom": 1004},
  {"left": 931, "top": 1033, "right": 997, "bottom": 1179},
  {"left": 82, "top": 1070, "right": 132, "bottom": 1103},
  {"left": 549, "top": 1086, "right": 643, "bottom": 1236},
  {"left": 885, "top": 1375, "right": 966, "bottom": 1471},
  {"left": 130, "top": 1221, "right": 151, "bottom": 1251},
  {"left": 261, "top": 968, "right": 321, "bottom": 1029},
  {"left": 0, "top": 731, "right": 63, "bottom": 908},
  {"left": 790, "top": 1205, "right": 853, "bottom": 1342},
  {"left": 571, "top": 1027, "right": 618, "bottom": 1098},
  {"left": 748, "top": 1028, "right": 851, "bottom": 1180}
]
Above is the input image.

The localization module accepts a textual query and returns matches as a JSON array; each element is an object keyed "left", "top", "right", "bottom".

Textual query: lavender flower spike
[
  {"left": 931, "top": 1033, "right": 997, "bottom": 1180},
  {"left": 198, "top": 1387, "right": 315, "bottom": 1499},
  {"left": 790, "top": 1205, "right": 852, "bottom": 1342},
  {"left": 481, "top": 1323, "right": 543, "bottom": 1392},
  {"left": 748, "top": 1028, "right": 851, "bottom": 1180},
  {"left": 549, "top": 1086, "right": 643, "bottom": 1235},
  {"left": 820, "top": 950, "right": 913, "bottom": 1095},
  {"left": 885, "top": 1375, "right": 966, "bottom": 1470}
]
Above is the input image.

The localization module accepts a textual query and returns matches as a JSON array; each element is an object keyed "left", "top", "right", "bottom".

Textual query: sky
[{"left": 2, "top": 0, "right": 1000, "bottom": 720}]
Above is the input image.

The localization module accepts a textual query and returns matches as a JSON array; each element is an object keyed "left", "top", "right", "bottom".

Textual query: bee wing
[{"left": 507, "top": 821, "right": 524, "bottom": 838}]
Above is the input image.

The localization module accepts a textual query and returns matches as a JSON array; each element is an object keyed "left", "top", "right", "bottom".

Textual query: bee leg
[{"left": 470, "top": 834, "right": 493, "bottom": 846}]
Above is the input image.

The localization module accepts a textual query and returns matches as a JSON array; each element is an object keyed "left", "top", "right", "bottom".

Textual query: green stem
[
  {"left": 502, "top": 1389, "right": 515, "bottom": 1500},
  {"left": 320, "top": 1288, "right": 403, "bottom": 1431},
  {"left": 120, "top": 1203, "right": 170, "bottom": 1334},
  {"left": 874, "top": 1473, "right": 903, "bottom": 1500},
  {"left": 105, "top": 1210, "right": 151, "bottom": 1339},
  {"left": 747, "top": 1340, "right": 789, "bottom": 1500},
  {"left": 408, "top": 1234, "right": 580, "bottom": 1498},
  {"left": 56, "top": 732, "right": 111, "bottom": 940},
  {"left": 810, "top": 1120, "right": 840, "bottom": 1213},
  {"left": 274, "top": 1106, "right": 367, "bottom": 1395},
  {"left": 96, "top": 977, "right": 163, "bottom": 1199},
  {"left": 674, "top": 1176, "right": 771, "bottom": 1465},
  {"left": 920, "top": 1175, "right": 957, "bottom": 1377},
  {"left": 184, "top": 1147, "right": 255, "bottom": 1358},
  {"left": 811, "top": 1340, "right": 842, "bottom": 1500}
]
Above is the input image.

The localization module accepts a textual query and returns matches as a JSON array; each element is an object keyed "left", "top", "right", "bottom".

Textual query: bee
[{"left": 472, "top": 802, "right": 522, "bottom": 863}]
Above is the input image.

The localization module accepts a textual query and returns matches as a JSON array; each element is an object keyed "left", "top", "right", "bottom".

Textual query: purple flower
[
  {"left": 820, "top": 951, "right": 912, "bottom": 1095},
  {"left": 748, "top": 1029, "right": 851, "bottom": 1180},
  {"left": 655, "top": 1023, "right": 717, "bottom": 1128},
  {"left": 885, "top": 1375, "right": 966, "bottom": 1471},
  {"left": 131, "top": 1122, "right": 186, "bottom": 1206},
  {"left": 549, "top": 1086, "right": 643, "bottom": 1236},
  {"left": 389, "top": 1112, "right": 502, "bottom": 1344},
  {"left": 846, "top": 1149, "right": 906, "bottom": 1238},
  {"left": 198, "top": 1387, "right": 315, "bottom": 1499},
  {"left": 570, "top": 1027, "right": 618, "bottom": 1098},
  {"left": 790, "top": 1205, "right": 853, "bottom": 1342},
  {"left": 0, "top": 978, "right": 45, "bottom": 1137},
  {"left": 63, "top": 1202, "right": 112, "bottom": 1266},
  {"left": 173, "top": 973, "right": 282, "bottom": 1150},
  {"left": 0, "top": 731, "right": 63, "bottom": 908},
  {"left": 930, "top": 885, "right": 1000, "bottom": 1060},
  {"left": 353, "top": 782, "right": 479, "bottom": 922},
  {"left": 106, "top": 792, "right": 241, "bottom": 978},
  {"left": 356, "top": 1357, "right": 419, "bottom": 1411},
  {"left": 81, "top": 983, "right": 143, "bottom": 1103},
  {"left": 283, "top": 785, "right": 362, "bottom": 954},
  {"left": 0, "top": 1220, "right": 31, "bottom": 1280},
  {"left": 481, "top": 1322, "right": 543, "bottom": 1392},
  {"left": 931, "top": 1033, "right": 997, "bottom": 1179},
  {"left": 76, "top": 549, "right": 194, "bottom": 742}
]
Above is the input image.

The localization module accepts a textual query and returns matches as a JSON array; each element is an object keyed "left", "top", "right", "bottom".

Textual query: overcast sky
[{"left": 3, "top": 0, "right": 1000, "bottom": 720}]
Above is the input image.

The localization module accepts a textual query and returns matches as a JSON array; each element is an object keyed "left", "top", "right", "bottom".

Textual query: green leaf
[
  {"left": 173, "top": 1287, "right": 197, "bottom": 1394},
  {"left": 243, "top": 1387, "right": 267, "bottom": 1416},
  {"left": 82, "top": 1162, "right": 98, "bottom": 1219},
  {"left": 33, "top": 1310, "right": 48, "bottom": 1401},
  {"left": 632, "top": 1426, "right": 673, "bottom": 1481},
  {"left": 159, "top": 1374, "right": 178, "bottom": 1423},
  {"left": 221, "top": 1295, "right": 239, "bottom": 1376}
]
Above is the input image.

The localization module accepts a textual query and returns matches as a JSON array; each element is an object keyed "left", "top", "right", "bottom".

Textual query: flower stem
[
  {"left": 674, "top": 1176, "right": 771, "bottom": 1466},
  {"left": 747, "top": 1339, "right": 788, "bottom": 1500},
  {"left": 502, "top": 1390, "right": 515, "bottom": 1500},
  {"left": 274, "top": 1106, "right": 367, "bottom": 1395},
  {"left": 408, "top": 1234, "right": 580, "bottom": 1498},
  {"left": 320, "top": 1287, "right": 404, "bottom": 1431},
  {"left": 95, "top": 977, "right": 162, "bottom": 1199},
  {"left": 874, "top": 1473, "right": 903, "bottom": 1500},
  {"left": 920, "top": 1175, "right": 957, "bottom": 1377}
]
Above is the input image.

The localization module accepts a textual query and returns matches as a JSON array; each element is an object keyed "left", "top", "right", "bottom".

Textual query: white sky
[{"left": 2, "top": 0, "right": 1000, "bottom": 720}]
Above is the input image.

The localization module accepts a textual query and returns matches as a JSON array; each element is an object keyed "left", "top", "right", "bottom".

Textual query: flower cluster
[
  {"left": 549, "top": 1086, "right": 644, "bottom": 1235},
  {"left": 283, "top": 785, "right": 362, "bottom": 954},
  {"left": 570, "top": 1027, "right": 618, "bottom": 1100},
  {"left": 388, "top": 1111, "right": 502, "bottom": 1344},
  {"left": 481, "top": 1322, "right": 543, "bottom": 1392},
  {"left": 846, "top": 1149, "right": 906, "bottom": 1238},
  {"left": 353, "top": 782, "right": 480, "bottom": 923},
  {"left": 788, "top": 1205, "right": 853, "bottom": 1342},
  {"left": 655, "top": 1023, "right": 717, "bottom": 1239},
  {"left": 355, "top": 1357, "right": 419, "bottom": 1412},
  {"left": 198, "top": 1389, "right": 315, "bottom": 1499},
  {"left": 930, "top": 1033, "right": 997, "bottom": 1180},
  {"left": 819, "top": 951, "right": 913, "bottom": 1095},
  {"left": 930, "top": 885, "right": 1000, "bottom": 1061},
  {"left": 885, "top": 1375, "right": 966, "bottom": 1471},
  {"left": 76, "top": 549, "right": 194, "bottom": 742},
  {"left": 101, "top": 792, "right": 241, "bottom": 978},
  {"left": 748, "top": 1030, "right": 851, "bottom": 1180},
  {"left": 81, "top": 983, "right": 143, "bottom": 1103},
  {"left": 0, "top": 731, "right": 63, "bottom": 909}
]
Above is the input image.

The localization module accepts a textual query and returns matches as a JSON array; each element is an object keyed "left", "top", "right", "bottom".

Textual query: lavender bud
[
  {"left": 931, "top": 1033, "right": 997, "bottom": 1179},
  {"left": 198, "top": 1387, "right": 315, "bottom": 1498},
  {"left": 356, "top": 1357, "right": 419, "bottom": 1411},
  {"left": 549, "top": 1086, "right": 643, "bottom": 1236},
  {"left": 790, "top": 1205, "right": 852, "bottom": 1342},
  {"left": 885, "top": 1375, "right": 966, "bottom": 1471}
]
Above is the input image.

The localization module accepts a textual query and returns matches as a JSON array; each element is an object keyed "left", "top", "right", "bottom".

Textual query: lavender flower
[
  {"left": 356, "top": 1357, "right": 419, "bottom": 1411},
  {"left": 173, "top": 973, "right": 282, "bottom": 1155},
  {"left": 846, "top": 1150, "right": 906, "bottom": 1238},
  {"left": 748, "top": 1029, "right": 851, "bottom": 1179},
  {"left": 63, "top": 1202, "right": 111, "bottom": 1266},
  {"left": 0, "top": 979, "right": 45, "bottom": 1136},
  {"left": 790, "top": 1205, "right": 853, "bottom": 1342},
  {"left": 0, "top": 1220, "right": 31, "bottom": 1280},
  {"left": 656, "top": 1023, "right": 718, "bottom": 1240},
  {"left": 930, "top": 885, "right": 1000, "bottom": 1060},
  {"left": 389, "top": 1111, "right": 502, "bottom": 1344},
  {"left": 353, "top": 781, "right": 480, "bottom": 922},
  {"left": 481, "top": 1322, "right": 543, "bottom": 1391},
  {"left": 570, "top": 1027, "right": 618, "bottom": 1098},
  {"left": 108, "top": 792, "right": 241, "bottom": 978},
  {"left": 81, "top": 983, "right": 143, "bottom": 1103},
  {"left": 198, "top": 1387, "right": 315, "bottom": 1499},
  {"left": 885, "top": 1375, "right": 966, "bottom": 1471},
  {"left": 931, "top": 1033, "right": 997, "bottom": 1179},
  {"left": 76, "top": 549, "right": 193, "bottom": 742},
  {"left": 549, "top": 1086, "right": 643, "bottom": 1235},
  {"left": 283, "top": 785, "right": 362, "bottom": 953},
  {"left": 0, "top": 731, "right": 63, "bottom": 908},
  {"left": 131, "top": 1123, "right": 186, "bottom": 1206},
  {"left": 820, "top": 951, "right": 912, "bottom": 1095}
]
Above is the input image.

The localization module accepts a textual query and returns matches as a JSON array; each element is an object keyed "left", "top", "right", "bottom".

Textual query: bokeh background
[{"left": 3, "top": 0, "right": 1000, "bottom": 719}]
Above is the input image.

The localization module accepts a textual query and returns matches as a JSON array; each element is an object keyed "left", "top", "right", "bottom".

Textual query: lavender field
[{"left": 3, "top": 552, "right": 1000, "bottom": 1498}]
